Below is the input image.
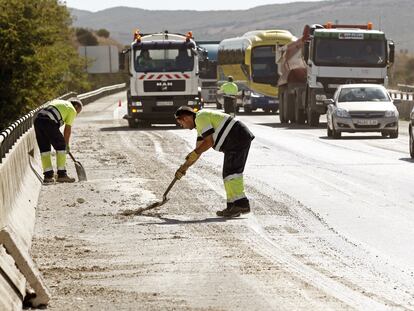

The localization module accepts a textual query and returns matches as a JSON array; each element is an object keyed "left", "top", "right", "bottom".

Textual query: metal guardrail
[
  {"left": 389, "top": 89, "right": 414, "bottom": 101},
  {"left": 0, "top": 84, "right": 125, "bottom": 164}
]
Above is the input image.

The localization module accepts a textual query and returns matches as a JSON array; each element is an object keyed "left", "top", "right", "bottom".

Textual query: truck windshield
[
  {"left": 338, "top": 87, "right": 390, "bottom": 102},
  {"left": 251, "top": 46, "right": 278, "bottom": 85},
  {"left": 314, "top": 39, "right": 386, "bottom": 67},
  {"left": 134, "top": 48, "right": 194, "bottom": 72}
]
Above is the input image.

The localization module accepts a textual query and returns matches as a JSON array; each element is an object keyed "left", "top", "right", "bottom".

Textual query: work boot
[
  {"left": 235, "top": 198, "right": 250, "bottom": 215},
  {"left": 216, "top": 203, "right": 241, "bottom": 218},
  {"left": 56, "top": 171, "right": 75, "bottom": 183},
  {"left": 43, "top": 172, "right": 54, "bottom": 184}
]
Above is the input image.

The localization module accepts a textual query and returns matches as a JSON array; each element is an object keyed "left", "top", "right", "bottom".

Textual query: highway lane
[
  {"left": 234, "top": 111, "right": 414, "bottom": 269},
  {"left": 32, "top": 95, "right": 414, "bottom": 310}
]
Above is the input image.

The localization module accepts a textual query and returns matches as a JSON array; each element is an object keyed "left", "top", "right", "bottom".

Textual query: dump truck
[
  {"left": 277, "top": 23, "right": 395, "bottom": 126},
  {"left": 124, "top": 30, "right": 201, "bottom": 127}
]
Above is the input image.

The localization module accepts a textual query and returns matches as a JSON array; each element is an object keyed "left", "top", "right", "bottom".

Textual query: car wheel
[
  {"left": 410, "top": 126, "right": 414, "bottom": 158},
  {"left": 327, "top": 125, "right": 333, "bottom": 137},
  {"left": 389, "top": 129, "right": 398, "bottom": 139},
  {"left": 332, "top": 124, "right": 341, "bottom": 139}
]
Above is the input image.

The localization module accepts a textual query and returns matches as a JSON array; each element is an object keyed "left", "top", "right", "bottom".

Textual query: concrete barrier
[
  {"left": 0, "top": 83, "right": 126, "bottom": 309},
  {"left": 0, "top": 130, "right": 42, "bottom": 310}
]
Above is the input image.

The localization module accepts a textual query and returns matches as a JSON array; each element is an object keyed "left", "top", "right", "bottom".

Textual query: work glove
[
  {"left": 185, "top": 150, "right": 200, "bottom": 167},
  {"left": 175, "top": 165, "right": 187, "bottom": 180}
]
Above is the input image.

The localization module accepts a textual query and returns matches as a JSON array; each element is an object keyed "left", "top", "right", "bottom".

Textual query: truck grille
[{"left": 144, "top": 80, "right": 185, "bottom": 92}]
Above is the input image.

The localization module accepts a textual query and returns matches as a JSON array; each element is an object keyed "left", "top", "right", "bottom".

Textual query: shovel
[
  {"left": 122, "top": 177, "right": 178, "bottom": 216},
  {"left": 68, "top": 152, "right": 87, "bottom": 181},
  {"left": 121, "top": 161, "right": 190, "bottom": 216},
  {"left": 28, "top": 149, "right": 45, "bottom": 185}
]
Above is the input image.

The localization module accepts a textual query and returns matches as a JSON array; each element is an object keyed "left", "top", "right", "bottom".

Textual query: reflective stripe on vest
[
  {"left": 213, "top": 117, "right": 237, "bottom": 151},
  {"left": 38, "top": 106, "right": 63, "bottom": 126}
]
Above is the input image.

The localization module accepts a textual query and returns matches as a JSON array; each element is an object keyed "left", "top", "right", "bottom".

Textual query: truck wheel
[
  {"left": 128, "top": 119, "right": 138, "bottom": 128},
  {"left": 279, "top": 100, "right": 286, "bottom": 123},
  {"left": 282, "top": 90, "right": 295, "bottom": 123},
  {"left": 307, "top": 106, "right": 320, "bottom": 127},
  {"left": 295, "top": 105, "right": 305, "bottom": 124},
  {"left": 294, "top": 91, "right": 306, "bottom": 124},
  {"left": 410, "top": 126, "right": 414, "bottom": 158}
]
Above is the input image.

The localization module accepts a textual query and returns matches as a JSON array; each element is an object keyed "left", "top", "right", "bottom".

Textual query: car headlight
[
  {"left": 250, "top": 92, "right": 262, "bottom": 98},
  {"left": 335, "top": 108, "right": 350, "bottom": 118},
  {"left": 385, "top": 110, "right": 397, "bottom": 117}
]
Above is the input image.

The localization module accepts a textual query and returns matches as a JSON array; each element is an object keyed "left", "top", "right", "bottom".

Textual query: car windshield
[
  {"left": 338, "top": 87, "right": 390, "bottom": 102},
  {"left": 134, "top": 48, "right": 194, "bottom": 72}
]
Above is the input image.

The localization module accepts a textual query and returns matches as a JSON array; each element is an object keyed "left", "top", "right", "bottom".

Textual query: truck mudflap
[{"left": 125, "top": 95, "right": 201, "bottom": 125}]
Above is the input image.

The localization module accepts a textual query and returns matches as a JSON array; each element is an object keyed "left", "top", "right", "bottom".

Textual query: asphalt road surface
[{"left": 31, "top": 92, "right": 414, "bottom": 310}]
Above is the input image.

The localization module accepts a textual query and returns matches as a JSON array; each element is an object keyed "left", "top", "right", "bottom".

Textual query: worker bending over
[
  {"left": 174, "top": 106, "right": 254, "bottom": 217},
  {"left": 34, "top": 97, "right": 82, "bottom": 183}
]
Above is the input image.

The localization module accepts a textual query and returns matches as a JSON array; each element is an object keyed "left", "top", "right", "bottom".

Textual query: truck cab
[{"left": 125, "top": 30, "right": 201, "bottom": 127}]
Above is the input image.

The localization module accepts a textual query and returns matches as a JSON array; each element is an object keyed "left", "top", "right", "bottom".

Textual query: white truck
[
  {"left": 124, "top": 30, "right": 201, "bottom": 127},
  {"left": 197, "top": 41, "right": 220, "bottom": 103},
  {"left": 277, "top": 23, "right": 395, "bottom": 126}
]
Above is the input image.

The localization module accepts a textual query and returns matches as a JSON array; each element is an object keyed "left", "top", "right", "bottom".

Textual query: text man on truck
[{"left": 124, "top": 30, "right": 201, "bottom": 127}]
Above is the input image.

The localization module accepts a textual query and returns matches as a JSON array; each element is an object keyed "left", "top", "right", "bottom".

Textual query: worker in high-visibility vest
[
  {"left": 220, "top": 75, "right": 238, "bottom": 96},
  {"left": 220, "top": 76, "right": 238, "bottom": 114},
  {"left": 174, "top": 106, "right": 254, "bottom": 217},
  {"left": 34, "top": 97, "right": 82, "bottom": 183}
]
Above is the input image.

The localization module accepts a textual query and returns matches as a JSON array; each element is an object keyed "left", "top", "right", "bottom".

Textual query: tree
[
  {"left": 76, "top": 28, "right": 98, "bottom": 46},
  {"left": 0, "top": 0, "right": 90, "bottom": 130},
  {"left": 96, "top": 28, "right": 110, "bottom": 38}
]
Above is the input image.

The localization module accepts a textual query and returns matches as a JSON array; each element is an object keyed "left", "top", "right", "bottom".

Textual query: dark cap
[{"left": 174, "top": 106, "right": 196, "bottom": 118}]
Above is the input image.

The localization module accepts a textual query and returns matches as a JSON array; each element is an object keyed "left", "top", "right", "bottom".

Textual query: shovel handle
[
  {"left": 68, "top": 151, "right": 76, "bottom": 162},
  {"left": 162, "top": 177, "right": 178, "bottom": 200}
]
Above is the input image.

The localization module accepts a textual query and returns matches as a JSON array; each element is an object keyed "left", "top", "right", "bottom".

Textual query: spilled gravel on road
[{"left": 30, "top": 95, "right": 414, "bottom": 310}]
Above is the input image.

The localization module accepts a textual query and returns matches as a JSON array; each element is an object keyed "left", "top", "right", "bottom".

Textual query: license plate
[
  {"left": 356, "top": 119, "right": 378, "bottom": 125},
  {"left": 156, "top": 101, "right": 173, "bottom": 106},
  {"left": 268, "top": 100, "right": 276, "bottom": 103}
]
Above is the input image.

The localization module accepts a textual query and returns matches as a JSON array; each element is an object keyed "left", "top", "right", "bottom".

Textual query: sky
[{"left": 63, "top": 0, "right": 321, "bottom": 12}]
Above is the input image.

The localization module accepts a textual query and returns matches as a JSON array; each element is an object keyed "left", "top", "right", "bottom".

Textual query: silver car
[
  {"left": 409, "top": 107, "right": 414, "bottom": 158},
  {"left": 326, "top": 84, "right": 399, "bottom": 139}
]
